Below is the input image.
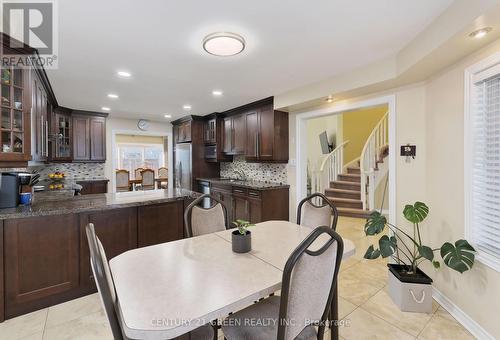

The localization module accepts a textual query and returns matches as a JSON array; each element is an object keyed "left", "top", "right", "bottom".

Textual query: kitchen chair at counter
[
  {"left": 115, "top": 170, "right": 131, "bottom": 192},
  {"left": 297, "top": 192, "right": 339, "bottom": 230},
  {"left": 184, "top": 194, "right": 228, "bottom": 238},
  {"left": 222, "top": 226, "right": 344, "bottom": 340},
  {"left": 85, "top": 223, "right": 216, "bottom": 340}
]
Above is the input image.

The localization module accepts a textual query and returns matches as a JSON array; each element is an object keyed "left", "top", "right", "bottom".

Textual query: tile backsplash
[
  {"left": 220, "top": 156, "right": 288, "bottom": 184},
  {"left": 28, "top": 163, "right": 106, "bottom": 180}
]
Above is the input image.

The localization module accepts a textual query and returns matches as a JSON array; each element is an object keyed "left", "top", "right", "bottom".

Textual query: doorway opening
[
  {"left": 111, "top": 132, "right": 171, "bottom": 193},
  {"left": 295, "top": 95, "right": 396, "bottom": 224}
]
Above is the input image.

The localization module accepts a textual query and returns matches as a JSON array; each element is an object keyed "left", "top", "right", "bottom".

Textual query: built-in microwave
[{"left": 204, "top": 145, "right": 217, "bottom": 160}]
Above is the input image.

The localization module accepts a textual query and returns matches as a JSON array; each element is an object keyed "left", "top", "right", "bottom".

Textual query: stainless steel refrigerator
[{"left": 174, "top": 143, "right": 192, "bottom": 190}]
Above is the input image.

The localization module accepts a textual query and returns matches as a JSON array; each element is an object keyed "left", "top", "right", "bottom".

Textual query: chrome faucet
[{"left": 233, "top": 170, "right": 247, "bottom": 181}]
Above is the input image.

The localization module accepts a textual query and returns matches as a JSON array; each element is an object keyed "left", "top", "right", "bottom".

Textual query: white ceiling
[{"left": 47, "top": 0, "right": 454, "bottom": 121}]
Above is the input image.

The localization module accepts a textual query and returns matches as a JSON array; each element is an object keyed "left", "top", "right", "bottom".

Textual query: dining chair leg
[{"left": 329, "top": 284, "right": 339, "bottom": 339}]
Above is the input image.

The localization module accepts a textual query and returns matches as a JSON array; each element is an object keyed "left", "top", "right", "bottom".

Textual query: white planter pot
[{"left": 387, "top": 266, "right": 433, "bottom": 313}]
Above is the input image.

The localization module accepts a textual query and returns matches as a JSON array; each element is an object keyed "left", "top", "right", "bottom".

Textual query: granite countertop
[
  {"left": 197, "top": 178, "right": 289, "bottom": 190},
  {"left": 0, "top": 188, "right": 199, "bottom": 219}
]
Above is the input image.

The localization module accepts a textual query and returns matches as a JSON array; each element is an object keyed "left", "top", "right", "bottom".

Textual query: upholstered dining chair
[
  {"left": 184, "top": 194, "right": 228, "bottom": 238},
  {"left": 140, "top": 169, "right": 155, "bottom": 190},
  {"left": 222, "top": 226, "right": 344, "bottom": 340},
  {"left": 157, "top": 167, "right": 168, "bottom": 189},
  {"left": 85, "top": 223, "right": 217, "bottom": 340},
  {"left": 134, "top": 168, "right": 144, "bottom": 180},
  {"left": 297, "top": 192, "right": 339, "bottom": 230},
  {"left": 115, "top": 170, "right": 130, "bottom": 192}
]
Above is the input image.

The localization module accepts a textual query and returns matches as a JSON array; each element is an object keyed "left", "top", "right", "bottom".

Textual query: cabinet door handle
[{"left": 45, "top": 122, "right": 49, "bottom": 156}]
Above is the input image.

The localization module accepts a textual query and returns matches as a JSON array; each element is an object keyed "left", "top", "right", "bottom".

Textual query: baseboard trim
[{"left": 432, "top": 287, "right": 494, "bottom": 340}]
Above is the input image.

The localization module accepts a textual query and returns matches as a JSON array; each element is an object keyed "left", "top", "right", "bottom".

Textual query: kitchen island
[{"left": 0, "top": 189, "right": 199, "bottom": 321}]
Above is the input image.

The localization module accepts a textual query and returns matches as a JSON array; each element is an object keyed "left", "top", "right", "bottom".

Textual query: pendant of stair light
[
  {"left": 469, "top": 27, "right": 492, "bottom": 39},
  {"left": 326, "top": 95, "right": 334, "bottom": 103},
  {"left": 203, "top": 32, "right": 245, "bottom": 56}
]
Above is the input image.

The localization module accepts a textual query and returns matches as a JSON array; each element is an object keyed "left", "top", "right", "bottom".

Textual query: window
[
  {"left": 117, "top": 143, "right": 165, "bottom": 178},
  {"left": 465, "top": 53, "right": 500, "bottom": 272}
]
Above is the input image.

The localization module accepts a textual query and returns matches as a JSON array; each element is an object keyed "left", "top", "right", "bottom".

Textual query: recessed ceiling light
[
  {"left": 469, "top": 27, "right": 492, "bottom": 39},
  {"left": 326, "top": 96, "right": 334, "bottom": 103},
  {"left": 183, "top": 105, "right": 192, "bottom": 110},
  {"left": 107, "top": 93, "right": 119, "bottom": 99},
  {"left": 101, "top": 107, "right": 111, "bottom": 111},
  {"left": 164, "top": 114, "right": 172, "bottom": 118},
  {"left": 212, "top": 90, "right": 223, "bottom": 96},
  {"left": 203, "top": 32, "right": 245, "bottom": 56},
  {"left": 117, "top": 71, "right": 131, "bottom": 78}
]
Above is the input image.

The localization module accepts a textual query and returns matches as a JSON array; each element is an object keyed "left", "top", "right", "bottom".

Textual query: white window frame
[
  {"left": 116, "top": 142, "right": 166, "bottom": 172},
  {"left": 464, "top": 52, "right": 500, "bottom": 273}
]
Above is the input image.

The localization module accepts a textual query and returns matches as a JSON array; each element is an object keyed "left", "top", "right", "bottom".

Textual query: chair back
[
  {"left": 184, "top": 194, "right": 228, "bottom": 237},
  {"left": 297, "top": 192, "right": 339, "bottom": 230},
  {"left": 141, "top": 169, "right": 155, "bottom": 189},
  {"left": 277, "top": 226, "right": 343, "bottom": 340},
  {"left": 158, "top": 167, "right": 168, "bottom": 178},
  {"left": 115, "top": 170, "right": 130, "bottom": 192},
  {"left": 134, "top": 168, "right": 144, "bottom": 180},
  {"left": 85, "top": 223, "right": 124, "bottom": 340}
]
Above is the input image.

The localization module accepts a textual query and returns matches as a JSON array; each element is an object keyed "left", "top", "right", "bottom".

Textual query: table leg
[{"left": 330, "top": 284, "right": 339, "bottom": 339}]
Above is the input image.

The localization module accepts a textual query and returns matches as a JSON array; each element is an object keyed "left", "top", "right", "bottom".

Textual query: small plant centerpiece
[
  {"left": 364, "top": 202, "right": 475, "bottom": 313},
  {"left": 231, "top": 219, "right": 255, "bottom": 253}
]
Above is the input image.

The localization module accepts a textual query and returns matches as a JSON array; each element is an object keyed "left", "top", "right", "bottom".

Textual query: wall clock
[{"left": 137, "top": 119, "right": 150, "bottom": 131}]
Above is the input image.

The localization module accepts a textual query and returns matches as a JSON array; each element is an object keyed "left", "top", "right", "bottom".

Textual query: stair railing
[
  {"left": 360, "top": 112, "right": 389, "bottom": 211},
  {"left": 311, "top": 141, "right": 349, "bottom": 203}
]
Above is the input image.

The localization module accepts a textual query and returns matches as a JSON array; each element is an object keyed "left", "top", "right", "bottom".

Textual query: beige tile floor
[{"left": 0, "top": 217, "right": 474, "bottom": 340}]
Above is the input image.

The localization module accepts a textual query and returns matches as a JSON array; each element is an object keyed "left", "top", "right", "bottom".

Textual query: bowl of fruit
[{"left": 48, "top": 172, "right": 65, "bottom": 181}]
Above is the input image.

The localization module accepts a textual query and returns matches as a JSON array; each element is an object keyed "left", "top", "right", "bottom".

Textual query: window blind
[{"left": 471, "top": 72, "right": 500, "bottom": 261}]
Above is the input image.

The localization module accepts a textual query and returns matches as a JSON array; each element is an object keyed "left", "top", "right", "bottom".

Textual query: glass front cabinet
[
  {"left": 0, "top": 58, "right": 31, "bottom": 164},
  {"left": 51, "top": 107, "right": 72, "bottom": 161}
]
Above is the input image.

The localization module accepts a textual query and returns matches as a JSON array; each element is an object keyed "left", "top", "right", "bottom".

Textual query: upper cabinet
[
  {"left": 203, "top": 115, "right": 232, "bottom": 162},
  {"left": 50, "top": 107, "right": 72, "bottom": 161},
  {"left": 223, "top": 114, "right": 246, "bottom": 155},
  {"left": 220, "top": 97, "right": 289, "bottom": 163},
  {"left": 245, "top": 104, "right": 288, "bottom": 162},
  {"left": 175, "top": 120, "right": 192, "bottom": 143},
  {"left": 0, "top": 48, "right": 32, "bottom": 166},
  {"left": 72, "top": 112, "right": 107, "bottom": 162}
]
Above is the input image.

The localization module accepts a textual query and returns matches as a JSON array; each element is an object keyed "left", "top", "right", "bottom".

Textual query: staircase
[
  {"left": 311, "top": 112, "right": 389, "bottom": 219},
  {"left": 324, "top": 163, "right": 371, "bottom": 218}
]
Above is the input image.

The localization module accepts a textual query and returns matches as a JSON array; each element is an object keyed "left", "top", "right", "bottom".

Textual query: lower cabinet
[
  {"left": 209, "top": 183, "right": 289, "bottom": 225},
  {"left": 77, "top": 180, "right": 109, "bottom": 195},
  {"left": 79, "top": 208, "right": 138, "bottom": 289},
  {"left": 138, "top": 201, "right": 184, "bottom": 247},
  {"left": 1, "top": 200, "right": 186, "bottom": 320},
  {"left": 4, "top": 214, "right": 80, "bottom": 318}
]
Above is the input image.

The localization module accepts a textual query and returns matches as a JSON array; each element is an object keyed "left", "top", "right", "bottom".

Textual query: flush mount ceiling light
[
  {"left": 212, "top": 90, "right": 223, "bottom": 96},
  {"left": 469, "top": 27, "right": 492, "bottom": 39},
  {"left": 101, "top": 107, "right": 111, "bottom": 111},
  {"left": 117, "top": 71, "right": 131, "bottom": 78},
  {"left": 203, "top": 32, "right": 245, "bottom": 56},
  {"left": 183, "top": 105, "right": 192, "bottom": 110},
  {"left": 164, "top": 114, "right": 172, "bottom": 118},
  {"left": 107, "top": 93, "right": 119, "bottom": 99}
]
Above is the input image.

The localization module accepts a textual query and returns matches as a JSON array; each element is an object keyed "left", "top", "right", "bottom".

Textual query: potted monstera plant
[
  {"left": 231, "top": 220, "right": 254, "bottom": 253},
  {"left": 364, "top": 202, "right": 475, "bottom": 313}
]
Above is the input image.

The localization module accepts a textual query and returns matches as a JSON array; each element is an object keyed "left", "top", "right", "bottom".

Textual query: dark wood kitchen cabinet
[
  {"left": 175, "top": 120, "right": 192, "bottom": 143},
  {"left": 223, "top": 114, "right": 246, "bottom": 155},
  {"left": 138, "top": 201, "right": 184, "bottom": 247},
  {"left": 3, "top": 214, "right": 80, "bottom": 318},
  {"left": 72, "top": 112, "right": 107, "bottom": 162},
  {"left": 76, "top": 179, "right": 109, "bottom": 194},
  {"left": 231, "top": 186, "right": 288, "bottom": 224},
  {"left": 246, "top": 104, "right": 288, "bottom": 162},
  {"left": 50, "top": 106, "right": 72, "bottom": 161},
  {"left": 79, "top": 208, "right": 137, "bottom": 289},
  {"left": 204, "top": 114, "right": 232, "bottom": 162},
  {"left": 211, "top": 183, "right": 234, "bottom": 222},
  {"left": 204, "top": 117, "right": 217, "bottom": 144}
]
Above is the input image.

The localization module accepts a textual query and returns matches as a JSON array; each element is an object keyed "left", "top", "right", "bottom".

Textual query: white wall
[
  {"left": 285, "top": 38, "right": 500, "bottom": 339},
  {"left": 105, "top": 117, "right": 172, "bottom": 192}
]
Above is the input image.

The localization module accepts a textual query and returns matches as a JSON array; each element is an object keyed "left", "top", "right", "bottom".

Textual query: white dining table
[{"left": 110, "top": 220, "right": 356, "bottom": 339}]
